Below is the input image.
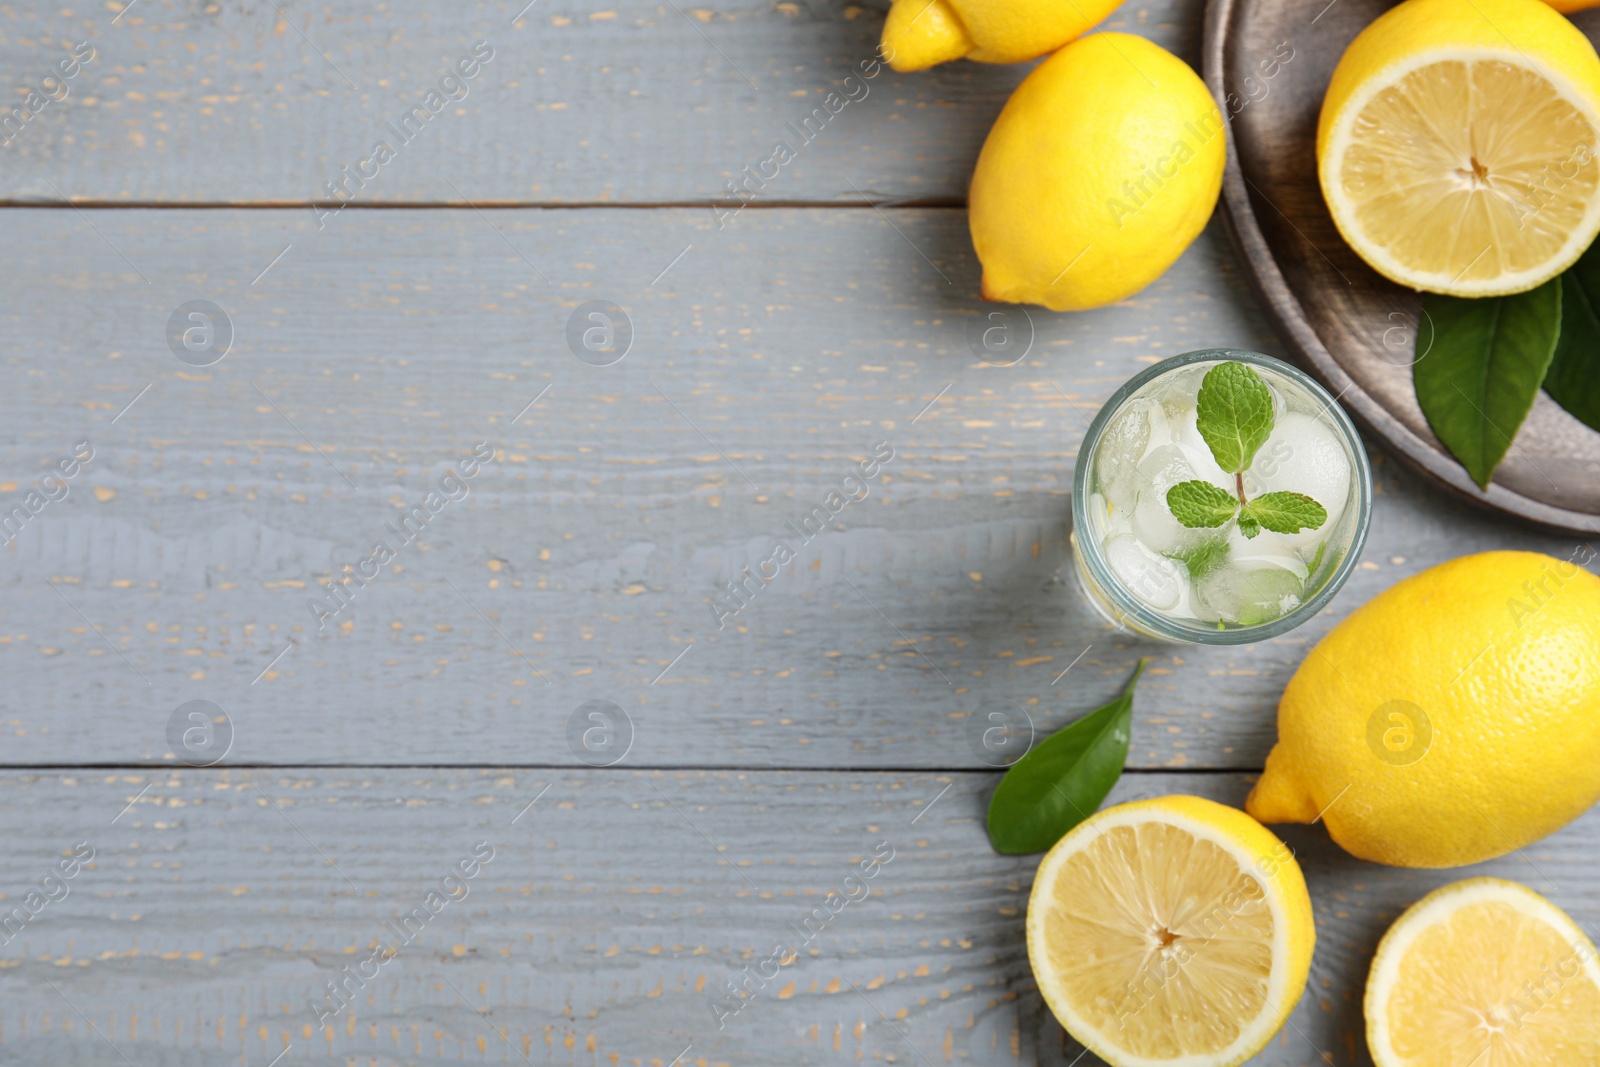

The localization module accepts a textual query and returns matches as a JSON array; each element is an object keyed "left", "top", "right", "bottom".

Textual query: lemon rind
[
  {"left": 1320, "top": 46, "right": 1600, "bottom": 297},
  {"left": 1025, "top": 802, "right": 1302, "bottom": 1067}
]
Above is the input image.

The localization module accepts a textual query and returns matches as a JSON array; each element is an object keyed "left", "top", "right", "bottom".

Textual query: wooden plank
[
  {"left": 0, "top": 205, "right": 1582, "bottom": 769},
  {"left": 0, "top": 0, "right": 1202, "bottom": 204},
  {"left": 2, "top": 768, "right": 1598, "bottom": 1065}
]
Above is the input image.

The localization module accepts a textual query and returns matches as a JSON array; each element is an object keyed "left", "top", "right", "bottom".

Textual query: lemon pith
[
  {"left": 1247, "top": 550, "right": 1600, "bottom": 868},
  {"left": 1366, "top": 878, "right": 1600, "bottom": 1066},
  {"left": 969, "top": 33, "right": 1225, "bottom": 312},
  {"left": 1026, "top": 795, "right": 1314, "bottom": 1067},
  {"left": 1317, "top": 0, "right": 1600, "bottom": 296}
]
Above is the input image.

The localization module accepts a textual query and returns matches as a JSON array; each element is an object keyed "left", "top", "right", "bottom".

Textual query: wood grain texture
[
  {"left": 7, "top": 1, "right": 1597, "bottom": 1062},
  {"left": 1204, "top": 0, "right": 1600, "bottom": 533},
  {"left": 0, "top": 207, "right": 1582, "bottom": 769},
  {"left": 4, "top": 768, "right": 1599, "bottom": 1066},
  {"left": 0, "top": 0, "right": 1197, "bottom": 205}
]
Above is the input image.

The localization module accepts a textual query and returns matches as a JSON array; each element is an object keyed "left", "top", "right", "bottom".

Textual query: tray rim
[{"left": 1200, "top": 0, "right": 1600, "bottom": 536}]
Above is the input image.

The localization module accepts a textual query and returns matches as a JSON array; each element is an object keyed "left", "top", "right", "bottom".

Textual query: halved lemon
[
  {"left": 1026, "top": 795, "right": 1315, "bottom": 1067},
  {"left": 1366, "top": 878, "right": 1600, "bottom": 1066},
  {"left": 1318, "top": 0, "right": 1600, "bottom": 296}
]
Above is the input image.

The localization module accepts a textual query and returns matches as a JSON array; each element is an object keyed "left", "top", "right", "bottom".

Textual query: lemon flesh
[
  {"left": 1366, "top": 878, "right": 1600, "bottom": 1066},
  {"left": 1027, "top": 796, "right": 1314, "bottom": 1067},
  {"left": 1318, "top": 0, "right": 1600, "bottom": 296}
]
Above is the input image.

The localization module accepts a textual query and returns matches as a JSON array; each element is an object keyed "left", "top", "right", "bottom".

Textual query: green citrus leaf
[
  {"left": 985, "top": 660, "right": 1148, "bottom": 855},
  {"left": 1549, "top": 257, "right": 1600, "bottom": 434},
  {"left": 1415, "top": 279, "right": 1562, "bottom": 489},
  {"left": 1165, "top": 480, "right": 1238, "bottom": 528},
  {"left": 1239, "top": 491, "right": 1326, "bottom": 535},
  {"left": 1196, "top": 361, "right": 1275, "bottom": 474}
]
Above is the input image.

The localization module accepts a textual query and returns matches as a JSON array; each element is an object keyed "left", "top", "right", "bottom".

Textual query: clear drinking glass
[{"left": 1070, "top": 349, "right": 1372, "bottom": 645}]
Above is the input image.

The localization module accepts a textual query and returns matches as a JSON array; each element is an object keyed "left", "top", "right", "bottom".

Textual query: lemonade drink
[{"left": 1072, "top": 350, "right": 1372, "bottom": 643}]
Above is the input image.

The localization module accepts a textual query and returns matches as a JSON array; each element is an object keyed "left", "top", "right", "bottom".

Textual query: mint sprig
[
  {"left": 1166, "top": 480, "right": 1237, "bottom": 527},
  {"left": 1195, "top": 360, "right": 1275, "bottom": 473},
  {"left": 1164, "top": 362, "right": 1327, "bottom": 540},
  {"left": 1241, "top": 491, "right": 1327, "bottom": 535}
]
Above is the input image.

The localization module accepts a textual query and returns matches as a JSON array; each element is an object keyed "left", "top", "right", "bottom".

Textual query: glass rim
[{"left": 1071, "top": 348, "right": 1373, "bottom": 645}]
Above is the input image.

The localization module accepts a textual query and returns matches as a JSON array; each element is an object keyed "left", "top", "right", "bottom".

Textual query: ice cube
[
  {"left": 1103, "top": 534, "right": 1185, "bottom": 611},
  {"left": 1143, "top": 399, "right": 1174, "bottom": 453},
  {"left": 1096, "top": 397, "right": 1173, "bottom": 507},
  {"left": 1086, "top": 491, "right": 1112, "bottom": 540},
  {"left": 1240, "top": 412, "right": 1351, "bottom": 551},
  {"left": 1225, "top": 527, "right": 1310, "bottom": 581},
  {"left": 1094, "top": 398, "right": 1156, "bottom": 510},
  {"left": 1194, "top": 561, "right": 1305, "bottom": 626},
  {"left": 1153, "top": 364, "right": 1211, "bottom": 420},
  {"left": 1130, "top": 444, "right": 1234, "bottom": 555},
  {"left": 1088, "top": 491, "right": 1108, "bottom": 526}
]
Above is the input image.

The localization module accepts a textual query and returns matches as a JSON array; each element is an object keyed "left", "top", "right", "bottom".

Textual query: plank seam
[
  {"left": 0, "top": 199, "right": 969, "bottom": 211},
  {"left": 0, "top": 763, "right": 1263, "bottom": 774}
]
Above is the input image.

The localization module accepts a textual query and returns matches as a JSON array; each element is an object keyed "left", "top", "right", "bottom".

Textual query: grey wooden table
[{"left": 1, "top": 1, "right": 1594, "bottom": 1064}]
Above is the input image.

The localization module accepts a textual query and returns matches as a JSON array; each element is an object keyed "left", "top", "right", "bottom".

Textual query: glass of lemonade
[{"left": 1071, "top": 349, "right": 1372, "bottom": 644}]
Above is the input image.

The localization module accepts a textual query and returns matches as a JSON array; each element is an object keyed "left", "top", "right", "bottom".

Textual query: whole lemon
[
  {"left": 881, "top": 0, "right": 1124, "bottom": 72},
  {"left": 1247, "top": 551, "right": 1600, "bottom": 868},
  {"left": 969, "top": 33, "right": 1225, "bottom": 312}
]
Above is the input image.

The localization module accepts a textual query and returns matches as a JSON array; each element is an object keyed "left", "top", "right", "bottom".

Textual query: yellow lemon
[
  {"left": 881, "top": 0, "right": 1124, "bottom": 72},
  {"left": 1027, "top": 795, "right": 1314, "bottom": 1067},
  {"left": 1317, "top": 0, "right": 1600, "bottom": 296},
  {"left": 970, "top": 33, "right": 1225, "bottom": 311},
  {"left": 1366, "top": 878, "right": 1600, "bottom": 1066},
  {"left": 1544, "top": 0, "right": 1600, "bottom": 12},
  {"left": 1248, "top": 550, "right": 1600, "bottom": 868}
]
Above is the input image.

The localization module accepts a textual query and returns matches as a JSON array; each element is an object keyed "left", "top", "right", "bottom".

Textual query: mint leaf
[
  {"left": 1168, "top": 538, "right": 1229, "bottom": 581},
  {"left": 1196, "top": 361, "right": 1276, "bottom": 474},
  {"left": 1165, "top": 480, "right": 1238, "bottom": 528},
  {"left": 1237, "top": 512, "right": 1261, "bottom": 539},
  {"left": 1549, "top": 259, "right": 1600, "bottom": 434},
  {"left": 986, "top": 659, "right": 1147, "bottom": 855},
  {"left": 1415, "top": 279, "right": 1562, "bottom": 489},
  {"left": 1240, "top": 491, "right": 1327, "bottom": 535}
]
